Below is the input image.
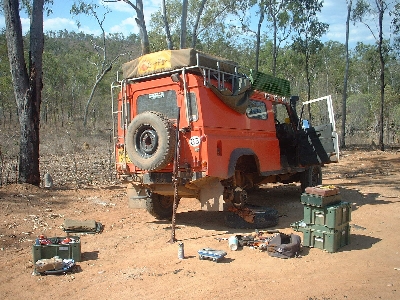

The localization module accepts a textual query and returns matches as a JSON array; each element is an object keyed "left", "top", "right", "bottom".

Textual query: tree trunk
[
  {"left": 162, "top": 0, "right": 173, "bottom": 50},
  {"left": 180, "top": 0, "right": 188, "bottom": 49},
  {"left": 191, "top": 0, "right": 207, "bottom": 48},
  {"left": 377, "top": 0, "right": 385, "bottom": 151},
  {"left": 134, "top": 0, "right": 150, "bottom": 54},
  {"left": 340, "top": 0, "right": 352, "bottom": 149},
  {"left": 269, "top": 2, "right": 278, "bottom": 76},
  {"left": 255, "top": 5, "right": 265, "bottom": 73},
  {"left": 120, "top": 0, "right": 149, "bottom": 54},
  {"left": 83, "top": 65, "right": 111, "bottom": 127},
  {"left": 305, "top": 46, "right": 311, "bottom": 102},
  {"left": 3, "top": 0, "right": 44, "bottom": 186}
]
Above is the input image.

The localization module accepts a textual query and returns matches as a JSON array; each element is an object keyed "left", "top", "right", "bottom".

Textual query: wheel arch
[{"left": 227, "top": 148, "right": 260, "bottom": 177}]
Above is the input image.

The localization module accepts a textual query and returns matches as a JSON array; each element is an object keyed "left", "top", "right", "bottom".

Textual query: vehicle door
[{"left": 298, "top": 95, "right": 339, "bottom": 166}]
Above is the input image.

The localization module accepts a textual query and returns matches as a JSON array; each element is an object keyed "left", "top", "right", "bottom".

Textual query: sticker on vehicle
[{"left": 189, "top": 136, "right": 201, "bottom": 147}]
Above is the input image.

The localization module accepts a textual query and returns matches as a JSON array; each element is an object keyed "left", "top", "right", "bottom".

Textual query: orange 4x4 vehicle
[{"left": 112, "top": 49, "right": 339, "bottom": 220}]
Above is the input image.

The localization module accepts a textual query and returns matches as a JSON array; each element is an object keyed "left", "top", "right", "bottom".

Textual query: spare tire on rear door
[{"left": 126, "top": 111, "right": 176, "bottom": 171}]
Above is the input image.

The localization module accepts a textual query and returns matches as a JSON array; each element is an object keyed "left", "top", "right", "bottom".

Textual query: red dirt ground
[{"left": 1, "top": 150, "right": 400, "bottom": 299}]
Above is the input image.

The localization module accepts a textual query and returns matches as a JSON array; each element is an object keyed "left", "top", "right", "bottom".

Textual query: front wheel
[
  {"left": 146, "top": 193, "right": 177, "bottom": 220},
  {"left": 300, "top": 165, "right": 322, "bottom": 192}
]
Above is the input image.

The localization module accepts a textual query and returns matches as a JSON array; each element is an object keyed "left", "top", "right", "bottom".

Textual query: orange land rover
[{"left": 111, "top": 48, "right": 339, "bottom": 220}]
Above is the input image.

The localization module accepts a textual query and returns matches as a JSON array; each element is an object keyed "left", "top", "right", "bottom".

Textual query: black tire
[
  {"left": 146, "top": 193, "right": 175, "bottom": 220},
  {"left": 126, "top": 111, "right": 176, "bottom": 171},
  {"left": 224, "top": 206, "right": 279, "bottom": 229},
  {"left": 300, "top": 165, "right": 322, "bottom": 192}
]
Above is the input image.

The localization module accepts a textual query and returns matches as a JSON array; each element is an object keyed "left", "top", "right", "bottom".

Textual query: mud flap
[{"left": 127, "top": 183, "right": 149, "bottom": 209}]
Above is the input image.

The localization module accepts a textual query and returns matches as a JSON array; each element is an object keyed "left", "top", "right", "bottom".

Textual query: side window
[
  {"left": 274, "top": 103, "right": 290, "bottom": 124},
  {"left": 137, "top": 90, "right": 179, "bottom": 119},
  {"left": 187, "top": 92, "right": 198, "bottom": 122},
  {"left": 246, "top": 100, "right": 268, "bottom": 120}
]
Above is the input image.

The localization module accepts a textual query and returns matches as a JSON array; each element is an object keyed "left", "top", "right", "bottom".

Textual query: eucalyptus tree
[
  {"left": 315, "top": 41, "right": 346, "bottom": 97},
  {"left": 105, "top": 0, "right": 149, "bottom": 54},
  {"left": 352, "top": 42, "right": 381, "bottom": 94},
  {"left": 161, "top": 0, "right": 173, "bottom": 49},
  {"left": 237, "top": 0, "right": 292, "bottom": 74},
  {"left": 150, "top": 0, "right": 244, "bottom": 51},
  {"left": 341, "top": 0, "right": 353, "bottom": 149},
  {"left": 0, "top": 31, "right": 14, "bottom": 126},
  {"left": 41, "top": 30, "right": 96, "bottom": 126},
  {"left": 71, "top": 1, "right": 133, "bottom": 127},
  {"left": 249, "top": 0, "right": 266, "bottom": 73},
  {"left": 289, "top": 0, "right": 328, "bottom": 101},
  {"left": 353, "top": 0, "right": 392, "bottom": 150},
  {"left": 264, "top": 0, "right": 292, "bottom": 76},
  {"left": 393, "top": 1, "right": 400, "bottom": 50},
  {"left": 2, "top": 0, "right": 45, "bottom": 185},
  {"left": 190, "top": 0, "right": 207, "bottom": 48},
  {"left": 180, "top": 0, "right": 188, "bottom": 48},
  {"left": 350, "top": 42, "right": 385, "bottom": 141}
]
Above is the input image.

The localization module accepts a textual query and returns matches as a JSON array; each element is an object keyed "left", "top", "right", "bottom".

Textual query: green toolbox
[
  {"left": 303, "top": 202, "right": 351, "bottom": 229},
  {"left": 300, "top": 225, "right": 351, "bottom": 253},
  {"left": 293, "top": 185, "right": 351, "bottom": 253},
  {"left": 32, "top": 236, "right": 81, "bottom": 263},
  {"left": 291, "top": 219, "right": 349, "bottom": 234}
]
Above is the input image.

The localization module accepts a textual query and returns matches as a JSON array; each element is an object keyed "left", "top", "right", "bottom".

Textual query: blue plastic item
[{"left": 197, "top": 248, "right": 227, "bottom": 262}]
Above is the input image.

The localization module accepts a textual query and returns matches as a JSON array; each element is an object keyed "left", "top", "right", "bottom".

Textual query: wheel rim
[
  {"left": 136, "top": 125, "right": 158, "bottom": 157},
  {"left": 232, "top": 188, "right": 247, "bottom": 208}
]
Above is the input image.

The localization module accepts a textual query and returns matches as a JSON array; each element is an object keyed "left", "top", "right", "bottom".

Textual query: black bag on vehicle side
[{"left": 267, "top": 233, "right": 301, "bottom": 258}]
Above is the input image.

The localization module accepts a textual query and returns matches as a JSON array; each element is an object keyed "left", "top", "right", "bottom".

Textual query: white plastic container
[{"left": 228, "top": 236, "right": 238, "bottom": 251}]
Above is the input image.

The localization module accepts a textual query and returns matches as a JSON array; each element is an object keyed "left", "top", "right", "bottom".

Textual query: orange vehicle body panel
[{"left": 115, "top": 72, "right": 281, "bottom": 179}]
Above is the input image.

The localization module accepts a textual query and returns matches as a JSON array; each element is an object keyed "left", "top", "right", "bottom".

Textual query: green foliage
[
  {"left": 149, "top": 0, "right": 249, "bottom": 50},
  {"left": 391, "top": 1, "right": 400, "bottom": 52},
  {"left": 0, "top": 32, "right": 14, "bottom": 122},
  {"left": 347, "top": 93, "right": 377, "bottom": 131},
  {"left": 352, "top": 0, "right": 370, "bottom": 23},
  {"left": 1, "top": 0, "right": 400, "bottom": 145}
]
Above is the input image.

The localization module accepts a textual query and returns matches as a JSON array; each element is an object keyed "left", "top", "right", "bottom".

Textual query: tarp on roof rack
[
  {"left": 249, "top": 70, "right": 291, "bottom": 97},
  {"left": 122, "top": 48, "right": 238, "bottom": 79},
  {"left": 207, "top": 81, "right": 252, "bottom": 114}
]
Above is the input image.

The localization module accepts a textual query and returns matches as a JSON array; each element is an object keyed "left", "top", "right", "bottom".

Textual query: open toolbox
[{"left": 32, "top": 236, "right": 81, "bottom": 263}]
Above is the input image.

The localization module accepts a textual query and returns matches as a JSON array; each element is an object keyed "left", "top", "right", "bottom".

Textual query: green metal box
[
  {"left": 303, "top": 202, "right": 351, "bottom": 229},
  {"left": 301, "top": 225, "right": 351, "bottom": 253},
  {"left": 32, "top": 236, "right": 81, "bottom": 263},
  {"left": 300, "top": 193, "right": 341, "bottom": 208},
  {"left": 291, "top": 219, "right": 349, "bottom": 234}
]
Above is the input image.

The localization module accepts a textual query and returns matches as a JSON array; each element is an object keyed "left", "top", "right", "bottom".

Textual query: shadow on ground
[{"left": 149, "top": 184, "right": 393, "bottom": 236}]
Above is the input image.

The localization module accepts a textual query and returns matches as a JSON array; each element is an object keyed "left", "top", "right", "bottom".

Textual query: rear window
[{"left": 137, "top": 90, "right": 179, "bottom": 119}]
